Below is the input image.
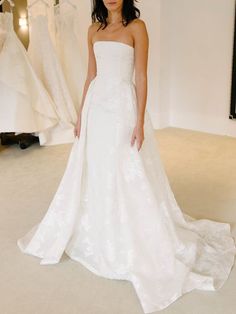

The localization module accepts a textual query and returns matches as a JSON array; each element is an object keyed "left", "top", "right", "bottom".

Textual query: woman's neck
[{"left": 106, "top": 11, "right": 122, "bottom": 25}]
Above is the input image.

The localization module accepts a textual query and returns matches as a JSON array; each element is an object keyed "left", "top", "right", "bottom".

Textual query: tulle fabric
[
  {"left": 0, "top": 12, "right": 58, "bottom": 133},
  {"left": 27, "top": 12, "right": 77, "bottom": 145}
]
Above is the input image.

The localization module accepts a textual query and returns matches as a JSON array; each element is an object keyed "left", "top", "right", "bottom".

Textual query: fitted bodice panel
[
  {"left": 0, "top": 12, "right": 13, "bottom": 50},
  {"left": 0, "top": 12, "right": 13, "bottom": 32},
  {"left": 54, "top": 5, "right": 77, "bottom": 32},
  {"left": 93, "top": 41, "right": 134, "bottom": 82}
]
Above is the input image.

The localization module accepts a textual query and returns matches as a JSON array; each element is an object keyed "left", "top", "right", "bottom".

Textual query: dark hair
[{"left": 91, "top": 0, "right": 140, "bottom": 30}]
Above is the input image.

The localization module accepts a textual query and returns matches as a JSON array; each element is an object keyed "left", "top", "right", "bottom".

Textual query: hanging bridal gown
[
  {"left": 54, "top": 3, "right": 85, "bottom": 112},
  {"left": 0, "top": 11, "right": 58, "bottom": 133},
  {"left": 27, "top": 11, "right": 78, "bottom": 145},
  {"left": 17, "top": 41, "right": 236, "bottom": 313}
]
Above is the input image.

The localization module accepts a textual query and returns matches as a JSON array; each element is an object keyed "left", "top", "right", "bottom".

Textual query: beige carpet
[{"left": 0, "top": 127, "right": 236, "bottom": 314}]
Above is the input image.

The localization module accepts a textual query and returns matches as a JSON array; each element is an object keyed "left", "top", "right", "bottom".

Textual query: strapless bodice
[
  {"left": 0, "top": 12, "right": 13, "bottom": 28},
  {"left": 0, "top": 12, "right": 13, "bottom": 32},
  {"left": 0, "top": 12, "right": 14, "bottom": 52},
  {"left": 93, "top": 41, "right": 134, "bottom": 82}
]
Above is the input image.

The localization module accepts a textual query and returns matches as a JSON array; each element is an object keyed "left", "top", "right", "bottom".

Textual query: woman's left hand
[{"left": 131, "top": 124, "right": 145, "bottom": 151}]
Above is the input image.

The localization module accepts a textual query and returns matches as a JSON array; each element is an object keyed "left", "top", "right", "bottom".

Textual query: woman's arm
[
  {"left": 130, "top": 19, "right": 149, "bottom": 150},
  {"left": 74, "top": 23, "right": 97, "bottom": 137},
  {"left": 133, "top": 19, "right": 149, "bottom": 125}
]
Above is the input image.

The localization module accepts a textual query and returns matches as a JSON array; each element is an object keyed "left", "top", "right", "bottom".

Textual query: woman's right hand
[{"left": 74, "top": 112, "right": 82, "bottom": 138}]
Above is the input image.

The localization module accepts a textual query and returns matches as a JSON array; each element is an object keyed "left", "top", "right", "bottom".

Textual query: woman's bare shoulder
[
  {"left": 128, "top": 18, "right": 147, "bottom": 31},
  {"left": 88, "top": 21, "right": 101, "bottom": 33},
  {"left": 129, "top": 18, "right": 148, "bottom": 46},
  {"left": 88, "top": 22, "right": 101, "bottom": 44}
]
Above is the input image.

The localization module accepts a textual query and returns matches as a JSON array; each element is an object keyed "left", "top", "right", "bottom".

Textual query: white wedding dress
[
  {"left": 0, "top": 11, "right": 58, "bottom": 133},
  {"left": 54, "top": 3, "right": 85, "bottom": 112},
  {"left": 17, "top": 41, "right": 236, "bottom": 313},
  {"left": 27, "top": 12, "right": 77, "bottom": 145}
]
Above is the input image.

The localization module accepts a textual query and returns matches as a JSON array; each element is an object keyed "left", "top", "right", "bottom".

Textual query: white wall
[
  {"left": 161, "top": 0, "right": 236, "bottom": 137},
  {"left": 136, "top": 0, "right": 162, "bottom": 128}
]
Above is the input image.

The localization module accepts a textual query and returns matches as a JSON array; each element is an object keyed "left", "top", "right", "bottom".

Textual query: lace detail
[{"left": 17, "top": 41, "right": 236, "bottom": 313}]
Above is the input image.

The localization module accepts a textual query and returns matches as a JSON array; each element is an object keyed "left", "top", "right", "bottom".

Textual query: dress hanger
[
  {"left": 56, "top": 0, "right": 77, "bottom": 9},
  {"left": 27, "top": 0, "right": 50, "bottom": 9},
  {"left": 0, "top": 0, "right": 15, "bottom": 12},
  {"left": 27, "top": 0, "right": 50, "bottom": 19},
  {"left": 0, "top": 0, "right": 15, "bottom": 6}
]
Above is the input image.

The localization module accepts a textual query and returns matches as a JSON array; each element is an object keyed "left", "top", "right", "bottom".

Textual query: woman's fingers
[
  {"left": 131, "top": 130, "right": 136, "bottom": 146},
  {"left": 131, "top": 127, "right": 144, "bottom": 150},
  {"left": 131, "top": 135, "right": 135, "bottom": 146},
  {"left": 135, "top": 134, "right": 144, "bottom": 151},
  {"left": 74, "top": 125, "right": 81, "bottom": 138},
  {"left": 137, "top": 139, "right": 143, "bottom": 151}
]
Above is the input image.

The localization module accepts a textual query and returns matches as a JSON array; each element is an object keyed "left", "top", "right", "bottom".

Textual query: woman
[
  {"left": 74, "top": 0, "right": 148, "bottom": 153},
  {"left": 17, "top": 1, "right": 236, "bottom": 313}
]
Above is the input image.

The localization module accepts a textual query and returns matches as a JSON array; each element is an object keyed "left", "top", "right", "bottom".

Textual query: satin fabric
[
  {"left": 27, "top": 11, "right": 77, "bottom": 145},
  {"left": 17, "top": 41, "right": 236, "bottom": 313},
  {"left": 54, "top": 3, "right": 85, "bottom": 112},
  {"left": 0, "top": 12, "right": 58, "bottom": 133}
]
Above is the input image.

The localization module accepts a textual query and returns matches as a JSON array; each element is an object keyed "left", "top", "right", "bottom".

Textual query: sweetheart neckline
[{"left": 93, "top": 40, "right": 134, "bottom": 50}]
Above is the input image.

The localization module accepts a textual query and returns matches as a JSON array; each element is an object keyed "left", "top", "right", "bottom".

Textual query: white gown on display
[
  {"left": 27, "top": 10, "right": 78, "bottom": 145},
  {"left": 54, "top": 3, "right": 85, "bottom": 112},
  {"left": 17, "top": 41, "right": 236, "bottom": 313},
  {"left": 0, "top": 12, "right": 58, "bottom": 133}
]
